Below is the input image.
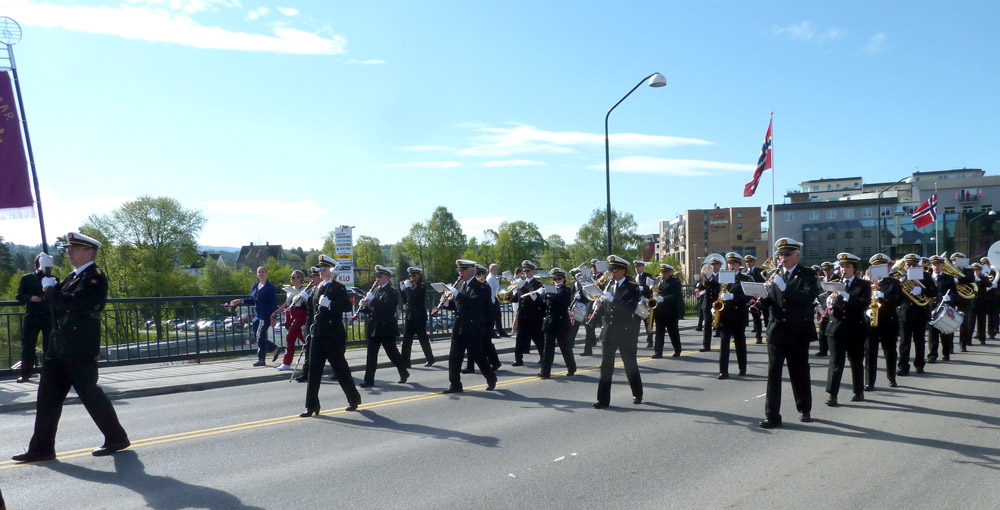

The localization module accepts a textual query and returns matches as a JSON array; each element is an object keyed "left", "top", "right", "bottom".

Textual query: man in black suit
[
  {"left": 593, "top": 255, "right": 643, "bottom": 408},
  {"left": 745, "top": 254, "right": 768, "bottom": 344},
  {"left": 928, "top": 255, "right": 959, "bottom": 363},
  {"left": 15, "top": 252, "right": 58, "bottom": 383},
  {"left": 651, "top": 263, "right": 683, "bottom": 358},
  {"left": 360, "top": 265, "right": 409, "bottom": 387},
  {"left": 758, "top": 238, "right": 821, "bottom": 428},
  {"left": 12, "top": 232, "right": 130, "bottom": 462},
  {"left": 441, "top": 259, "right": 497, "bottom": 393},
  {"left": 824, "top": 252, "right": 871, "bottom": 407},
  {"left": 696, "top": 255, "right": 723, "bottom": 352},
  {"left": 633, "top": 260, "right": 655, "bottom": 348},
  {"left": 864, "top": 253, "right": 903, "bottom": 390},
  {"left": 512, "top": 260, "right": 545, "bottom": 366},
  {"left": 971, "top": 263, "right": 990, "bottom": 345},
  {"left": 896, "top": 253, "right": 937, "bottom": 376},
  {"left": 815, "top": 261, "right": 839, "bottom": 357},
  {"left": 717, "top": 252, "right": 753, "bottom": 379},
  {"left": 400, "top": 266, "right": 435, "bottom": 368},
  {"left": 950, "top": 252, "right": 976, "bottom": 353}
]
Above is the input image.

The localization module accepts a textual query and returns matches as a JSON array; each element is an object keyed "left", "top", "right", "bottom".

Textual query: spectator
[{"left": 230, "top": 266, "right": 279, "bottom": 367}]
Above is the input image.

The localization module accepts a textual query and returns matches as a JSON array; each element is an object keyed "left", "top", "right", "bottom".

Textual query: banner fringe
[{"left": 0, "top": 205, "right": 36, "bottom": 220}]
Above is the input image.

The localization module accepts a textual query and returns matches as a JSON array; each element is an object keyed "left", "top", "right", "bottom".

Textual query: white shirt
[
  {"left": 486, "top": 272, "right": 500, "bottom": 304},
  {"left": 71, "top": 261, "right": 95, "bottom": 278}
]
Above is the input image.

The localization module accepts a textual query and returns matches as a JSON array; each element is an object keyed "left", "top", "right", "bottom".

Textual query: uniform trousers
[
  {"left": 653, "top": 315, "right": 681, "bottom": 356},
  {"left": 866, "top": 320, "right": 898, "bottom": 386},
  {"left": 28, "top": 356, "right": 129, "bottom": 455},
  {"left": 583, "top": 322, "right": 599, "bottom": 353},
  {"left": 750, "top": 307, "right": 765, "bottom": 342},
  {"left": 19, "top": 317, "right": 51, "bottom": 377},
  {"left": 540, "top": 328, "right": 576, "bottom": 377},
  {"left": 958, "top": 303, "right": 974, "bottom": 349},
  {"left": 252, "top": 317, "right": 277, "bottom": 362},
  {"left": 817, "top": 318, "right": 830, "bottom": 355},
  {"left": 492, "top": 301, "right": 506, "bottom": 335},
  {"left": 465, "top": 330, "right": 500, "bottom": 371},
  {"left": 305, "top": 335, "right": 359, "bottom": 410},
  {"left": 448, "top": 334, "right": 495, "bottom": 389},
  {"left": 764, "top": 342, "right": 812, "bottom": 423},
  {"left": 401, "top": 320, "right": 435, "bottom": 368},
  {"left": 974, "top": 309, "right": 988, "bottom": 343},
  {"left": 897, "top": 320, "right": 927, "bottom": 373},
  {"left": 281, "top": 308, "right": 307, "bottom": 366},
  {"left": 719, "top": 320, "right": 747, "bottom": 375},
  {"left": 701, "top": 316, "right": 714, "bottom": 349},
  {"left": 514, "top": 321, "right": 543, "bottom": 363},
  {"left": 363, "top": 335, "right": 407, "bottom": 384},
  {"left": 928, "top": 328, "right": 953, "bottom": 361},
  {"left": 596, "top": 337, "right": 642, "bottom": 405},
  {"left": 826, "top": 333, "right": 865, "bottom": 398}
]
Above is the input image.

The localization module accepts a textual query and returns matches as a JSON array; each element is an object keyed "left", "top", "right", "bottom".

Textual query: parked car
[{"left": 198, "top": 320, "right": 224, "bottom": 331}]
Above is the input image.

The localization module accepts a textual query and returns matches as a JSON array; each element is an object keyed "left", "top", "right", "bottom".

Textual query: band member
[
  {"left": 971, "top": 263, "right": 990, "bottom": 345},
  {"left": 815, "top": 261, "right": 838, "bottom": 357},
  {"left": 487, "top": 263, "right": 509, "bottom": 337},
  {"left": 12, "top": 232, "right": 130, "bottom": 462},
  {"left": 651, "top": 263, "right": 683, "bottom": 358},
  {"left": 359, "top": 265, "right": 409, "bottom": 387},
  {"left": 824, "top": 252, "right": 870, "bottom": 406},
  {"left": 301, "top": 256, "right": 361, "bottom": 416},
  {"left": 897, "top": 254, "right": 936, "bottom": 376},
  {"left": 593, "top": 255, "right": 643, "bottom": 408},
  {"left": 695, "top": 255, "right": 723, "bottom": 351},
  {"left": 465, "top": 265, "right": 500, "bottom": 372},
  {"left": 951, "top": 252, "right": 976, "bottom": 352},
  {"left": 758, "top": 238, "right": 819, "bottom": 428},
  {"left": 538, "top": 268, "right": 577, "bottom": 378},
  {"left": 928, "top": 255, "right": 958, "bottom": 363},
  {"left": 441, "top": 259, "right": 497, "bottom": 393},
  {"left": 717, "top": 252, "right": 752, "bottom": 379},
  {"left": 271, "top": 270, "right": 310, "bottom": 371},
  {"left": 15, "top": 253, "right": 58, "bottom": 383},
  {"left": 294, "top": 267, "right": 325, "bottom": 383},
  {"left": 864, "top": 253, "right": 902, "bottom": 390},
  {"left": 567, "top": 268, "right": 587, "bottom": 352},
  {"left": 400, "top": 266, "right": 435, "bottom": 368},
  {"left": 633, "top": 260, "right": 655, "bottom": 348},
  {"left": 581, "top": 265, "right": 601, "bottom": 356},
  {"left": 745, "top": 254, "right": 768, "bottom": 344},
  {"left": 512, "top": 260, "right": 545, "bottom": 366},
  {"left": 981, "top": 257, "right": 999, "bottom": 340}
]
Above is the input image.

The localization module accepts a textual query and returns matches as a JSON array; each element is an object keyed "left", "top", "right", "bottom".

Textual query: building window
[
  {"left": 862, "top": 207, "right": 873, "bottom": 218},
  {"left": 944, "top": 206, "right": 955, "bottom": 214},
  {"left": 984, "top": 205, "right": 993, "bottom": 212},
  {"left": 737, "top": 223, "right": 743, "bottom": 229},
  {"left": 784, "top": 212, "right": 794, "bottom": 221},
  {"left": 737, "top": 212, "right": 743, "bottom": 218},
  {"left": 963, "top": 206, "right": 974, "bottom": 213},
  {"left": 826, "top": 185, "right": 832, "bottom": 190},
  {"left": 813, "top": 185, "right": 819, "bottom": 191},
  {"left": 827, "top": 232, "right": 836, "bottom": 241},
  {"left": 862, "top": 247, "right": 872, "bottom": 256},
  {"left": 862, "top": 230, "right": 872, "bottom": 238},
  {"left": 826, "top": 210, "right": 837, "bottom": 220},
  {"left": 881, "top": 207, "right": 892, "bottom": 217},
  {"left": 809, "top": 211, "right": 819, "bottom": 220},
  {"left": 737, "top": 234, "right": 743, "bottom": 240},
  {"left": 844, "top": 231, "right": 854, "bottom": 239},
  {"left": 844, "top": 209, "right": 855, "bottom": 219}
]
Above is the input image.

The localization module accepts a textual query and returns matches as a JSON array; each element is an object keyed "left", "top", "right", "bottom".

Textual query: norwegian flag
[
  {"left": 912, "top": 193, "right": 938, "bottom": 228},
  {"left": 743, "top": 119, "right": 772, "bottom": 197}
]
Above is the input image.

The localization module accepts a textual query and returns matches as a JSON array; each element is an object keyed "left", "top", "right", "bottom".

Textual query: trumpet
[{"left": 431, "top": 277, "right": 462, "bottom": 315}]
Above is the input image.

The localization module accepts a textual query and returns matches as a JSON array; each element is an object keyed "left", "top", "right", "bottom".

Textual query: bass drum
[
  {"left": 930, "top": 304, "right": 964, "bottom": 335},
  {"left": 571, "top": 302, "right": 588, "bottom": 322}
]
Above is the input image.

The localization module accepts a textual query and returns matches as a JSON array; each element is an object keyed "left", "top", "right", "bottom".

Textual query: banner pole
[{"left": 7, "top": 43, "right": 48, "bottom": 252}]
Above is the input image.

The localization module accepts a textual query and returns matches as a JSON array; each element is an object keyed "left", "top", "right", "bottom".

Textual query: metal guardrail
[{"left": 0, "top": 293, "right": 515, "bottom": 375}]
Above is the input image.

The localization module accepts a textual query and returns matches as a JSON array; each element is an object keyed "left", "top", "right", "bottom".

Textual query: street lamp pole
[
  {"left": 876, "top": 176, "right": 913, "bottom": 255},
  {"left": 967, "top": 210, "right": 996, "bottom": 255},
  {"left": 605, "top": 72, "right": 666, "bottom": 256}
]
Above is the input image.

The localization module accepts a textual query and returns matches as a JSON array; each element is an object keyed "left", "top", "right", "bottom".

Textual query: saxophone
[
  {"left": 712, "top": 283, "right": 728, "bottom": 328},
  {"left": 869, "top": 279, "right": 882, "bottom": 327}
]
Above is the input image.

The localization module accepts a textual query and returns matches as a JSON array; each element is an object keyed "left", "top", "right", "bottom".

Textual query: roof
[
  {"left": 800, "top": 176, "right": 863, "bottom": 184},
  {"left": 236, "top": 243, "right": 284, "bottom": 266}
]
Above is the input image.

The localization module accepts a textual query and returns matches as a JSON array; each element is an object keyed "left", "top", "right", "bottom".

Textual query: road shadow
[
  {"left": 320, "top": 409, "right": 500, "bottom": 448},
  {"left": 42, "top": 450, "right": 264, "bottom": 509}
]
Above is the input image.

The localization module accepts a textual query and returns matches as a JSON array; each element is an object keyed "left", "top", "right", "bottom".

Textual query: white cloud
[
  {"left": 455, "top": 124, "right": 711, "bottom": 157},
  {"left": 201, "top": 199, "right": 328, "bottom": 224},
  {"left": 863, "top": 33, "right": 887, "bottom": 55},
  {"left": 277, "top": 7, "right": 299, "bottom": 16},
  {"left": 245, "top": 6, "right": 268, "bottom": 20},
  {"left": 772, "top": 21, "right": 845, "bottom": 44},
  {"left": 457, "top": 216, "right": 511, "bottom": 238},
  {"left": 382, "top": 161, "right": 462, "bottom": 169},
  {"left": 593, "top": 156, "right": 754, "bottom": 176},
  {"left": 481, "top": 160, "right": 544, "bottom": 167},
  {"left": 0, "top": 187, "right": 134, "bottom": 245},
  {"left": 7, "top": 1, "right": 346, "bottom": 55}
]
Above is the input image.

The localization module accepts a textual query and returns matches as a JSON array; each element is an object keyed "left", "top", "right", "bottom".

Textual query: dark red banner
[{"left": 0, "top": 70, "right": 33, "bottom": 219}]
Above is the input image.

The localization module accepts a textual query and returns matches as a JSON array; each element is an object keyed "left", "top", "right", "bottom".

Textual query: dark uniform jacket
[
  {"left": 311, "top": 279, "right": 352, "bottom": 343},
  {"left": 400, "top": 281, "right": 427, "bottom": 325},
  {"left": 748, "top": 266, "right": 766, "bottom": 283},
  {"left": 826, "top": 276, "right": 872, "bottom": 341},
  {"left": 899, "top": 270, "right": 937, "bottom": 323},
  {"left": 443, "top": 277, "right": 490, "bottom": 339},
  {"left": 652, "top": 275, "right": 683, "bottom": 320},
  {"left": 542, "top": 285, "right": 571, "bottom": 333},
  {"left": 764, "top": 265, "right": 822, "bottom": 345},
  {"left": 634, "top": 272, "right": 654, "bottom": 300},
  {"left": 44, "top": 263, "right": 108, "bottom": 360},
  {"left": 514, "top": 277, "right": 545, "bottom": 326},
  {"left": 17, "top": 271, "right": 57, "bottom": 323},
  {"left": 697, "top": 273, "right": 721, "bottom": 313},
  {"left": 366, "top": 283, "right": 399, "bottom": 339},
  {"left": 598, "top": 276, "right": 641, "bottom": 343},
  {"left": 973, "top": 274, "right": 990, "bottom": 313},
  {"left": 719, "top": 272, "right": 753, "bottom": 325},
  {"left": 871, "top": 275, "right": 904, "bottom": 327},
  {"left": 931, "top": 272, "right": 958, "bottom": 309}
]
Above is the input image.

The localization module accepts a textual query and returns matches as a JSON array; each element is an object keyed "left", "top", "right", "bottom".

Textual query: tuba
[
  {"left": 889, "top": 258, "right": 933, "bottom": 307},
  {"left": 941, "top": 253, "right": 978, "bottom": 300}
]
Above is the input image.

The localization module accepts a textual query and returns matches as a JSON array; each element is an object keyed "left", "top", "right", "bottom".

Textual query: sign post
[{"left": 333, "top": 225, "right": 354, "bottom": 287}]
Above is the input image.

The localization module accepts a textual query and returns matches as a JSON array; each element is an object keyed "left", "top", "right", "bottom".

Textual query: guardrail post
[{"left": 193, "top": 300, "right": 201, "bottom": 364}]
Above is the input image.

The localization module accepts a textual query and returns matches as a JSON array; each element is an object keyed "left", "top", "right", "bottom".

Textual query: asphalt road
[{"left": 3, "top": 336, "right": 999, "bottom": 510}]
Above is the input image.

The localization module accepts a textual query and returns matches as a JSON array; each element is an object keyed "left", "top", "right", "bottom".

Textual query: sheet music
[
  {"left": 955, "top": 257, "right": 970, "bottom": 268},
  {"left": 543, "top": 283, "right": 557, "bottom": 294},
  {"left": 719, "top": 270, "right": 737, "bottom": 285},
  {"left": 583, "top": 283, "right": 602, "bottom": 298},
  {"left": 431, "top": 282, "right": 450, "bottom": 293},
  {"left": 595, "top": 261, "right": 609, "bottom": 272},
  {"left": 869, "top": 265, "right": 890, "bottom": 280},
  {"left": 906, "top": 268, "right": 924, "bottom": 281},
  {"left": 501, "top": 270, "right": 513, "bottom": 281},
  {"left": 821, "top": 281, "right": 846, "bottom": 293},
  {"left": 740, "top": 282, "right": 767, "bottom": 298}
]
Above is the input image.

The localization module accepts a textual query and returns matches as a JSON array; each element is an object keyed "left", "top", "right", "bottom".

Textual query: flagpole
[
  {"left": 769, "top": 111, "right": 775, "bottom": 261},
  {"left": 934, "top": 182, "right": 939, "bottom": 255}
]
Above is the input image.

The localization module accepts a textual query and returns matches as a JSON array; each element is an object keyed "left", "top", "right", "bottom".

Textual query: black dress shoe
[
  {"left": 864, "top": 384, "right": 875, "bottom": 391},
  {"left": 294, "top": 375, "right": 307, "bottom": 383},
  {"left": 672, "top": 352, "right": 681, "bottom": 358},
  {"left": 799, "top": 413, "right": 812, "bottom": 423},
  {"left": 916, "top": 367, "right": 925, "bottom": 374},
  {"left": 896, "top": 370, "right": 909, "bottom": 377},
  {"left": 650, "top": 354, "right": 663, "bottom": 359},
  {"left": 755, "top": 340, "right": 763, "bottom": 345},
  {"left": 252, "top": 360, "right": 266, "bottom": 367},
  {"left": 345, "top": 401, "right": 361, "bottom": 411},
  {"left": 717, "top": 373, "right": 729, "bottom": 380},
  {"left": 537, "top": 373, "right": 550, "bottom": 379},
  {"left": 359, "top": 381, "right": 374, "bottom": 388},
  {"left": 425, "top": 360, "right": 436, "bottom": 367},
  {"left": 581, "top": 350, "right": 593, "bottom": 357},
  {"left": 739, "top": 370, "right": 747, "bottom": 376},
  {"left": 851, "top": 393, "right": 864, "bottom": 402},
  {"left": 888, "top": 380, "right": 898, "bottom": 387},
  {"left": 646, "top": 343, "right": 653, "bottom": 349},
  {"left": 960, "top": 347, "right": 967, "bottom": 352},
  {"left": 12, "top": 451, "right": 56, "bottom": 463},
  {"left": 566, "top": 370, "right": 575, "bottom": 376},
  {"left": 633, "top": 396, "right": 642, "bottom": 405},
  {"left": 442, "top": 386, "right": 463, "bottom": 394},
  {"left": 758, "top": 419, "right": 781, "bottom": 429},
  {"left": 511, "top": 361, "right": 524, "bottom": 367},
  {"left": 943, "top": 355, "right": 950, "bottom": 361},
  {"left": 815, "top": 352, "right": 828, "bottom": 357},
  {"left": 695, "top": 327, "right": 703, "bottom": 332},
  {"left": 461, "top": 368, "right": 475, "bottom": 374},
  {"left": 825, "top": 397, "right": 838, "bottom": 407},
  {"left": 486, "top": 378, "right": 497, "bottom": 391},
  {"left": 299, "top": 408, "right": 320, "bottom": 418},
  {"left": 92, "top": 440, "right": 131, "bottom": 457},
  {"left": 16, "top": 375, "right": 30, "bottom": 383},
  {"left": 927, "top": 357, "right": 937, "bottom": 364},
  {"left": 592, "top": 402, "right": 609, "bottom": 409},
  {"left": 398, "top": 374, "right": 409, "bottom": 384},
  {"left": 272, "top": 348, "right": 282, "bottom": 362},
  {"left": 699, "top": 348, "right": 711, "bottom": 352}
]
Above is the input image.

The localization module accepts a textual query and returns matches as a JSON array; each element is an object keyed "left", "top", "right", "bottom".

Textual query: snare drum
[
  {"left": 571, "top": 302, "right": 588, "bottom": 322},
  {"left": 930, "top": 305, "right": 964, "bottom": 335}
]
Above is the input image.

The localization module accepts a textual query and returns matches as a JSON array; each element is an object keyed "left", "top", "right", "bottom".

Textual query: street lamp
[
  {"left": 604, "top": 72, "right": 667, "bottom": 256},
  {"left": 967, "top": 210, "right": 996, "bottom": 255},
  {"left": 876, "top": 176, "right": 915, "bottom": 254}
]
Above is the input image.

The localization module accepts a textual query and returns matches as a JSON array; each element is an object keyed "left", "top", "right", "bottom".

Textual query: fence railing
[{"left": 1, "top": 293, "right": 515, "bottom": 375}]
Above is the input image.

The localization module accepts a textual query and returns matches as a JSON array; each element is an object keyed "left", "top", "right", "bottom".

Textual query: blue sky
[{"left": 2, "top": 1, "right": 998, "bottom": 251}]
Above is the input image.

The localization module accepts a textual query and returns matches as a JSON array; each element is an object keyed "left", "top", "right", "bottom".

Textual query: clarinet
[
  {"left": 351, "top": 281, "right": 379, "bottom": 321},
  {"left": 431, "top": 277, "right": 462, "bottom": 316}
]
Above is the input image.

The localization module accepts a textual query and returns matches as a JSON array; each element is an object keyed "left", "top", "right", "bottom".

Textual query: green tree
[
  {"left": 461, "top": 236, "right": 494, "bottom": 265},
  {"left": 539, "top": 234, "right": 572, "bottom": 270},
  {"left": 303, "top": 250, "right": 321, "bottom": 269},
  {"left": 426, "top": 207, "right": 467, "bottom": 282},
  {"left": 570, "top": 208, "right": 643, "bottom": 264},
  {"left": 198, "top": 257, "right": 240, "bottom": 295},
  {"left": 398, "top": 222, "right": 429, "bottom": 276},
  {"left": 485, "top": 220, "right": 546, "bottom": 272},
  {"left": 354, "top": 235, "right": 384, "bottom": 270}
]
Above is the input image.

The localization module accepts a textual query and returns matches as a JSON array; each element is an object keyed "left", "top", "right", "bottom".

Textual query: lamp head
[{"left": 648, "top": 73, "right": 667, "bottom": 87}]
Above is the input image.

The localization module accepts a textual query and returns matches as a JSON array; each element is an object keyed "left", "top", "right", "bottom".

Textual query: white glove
[
  {"left": 942, "top": 294, "right": 951, "bottom": 303},
  {"left": 826, "top": 294, "right": 837, "bottom": 307},
  {"left": 954, "top": 277, "right": 960, "bottom": 284},
  {"left": 536, "top": 286, "right": 546, "bottom": 295},
  {"left": 401, "top": 280, "right": 410, "bottom": 289},
  {"left": 839, "top": 291, "right": 850, "bottom": 301},
  {"left": 515, "top": 278, "right": 525, "bottom": 289},
  {"left": 38, "top": 253, "right": 54, "bottom": 269},
  {"left": 366, "top": 292, "right": 375, "bottom": 301},
  {"left": 603, "top": 290, "right": 615, "bottom": 303},
  {"left": 41, "top": 276, "right": 57, "bottom": 289},
  {"left": 655, "top": 295, "right": 664, "bottom": 303},
  {"left": 282, "top": 284, "right": 295, "bottom": 293},
  {"left": 638, "top": 285, "right": 644, "bottom": 292},
  {"left": 722, "top": 292, "right": 734, "bottom": 301},
  {"left": 874, "top": 291, "right": 885, "bottom": 300},
  {"left": 975, "top": 276, "right": 981, "bottom": 282},
  {"left": 911, "top": 286, "right": 923, "bottom": 296},
  {"left": 319, "top": 295, "right": 331, "bottom": 309},
  {"left": 773, "top": 275, "right": 787, "bottom": 292},
  {"left": 865, "top": 309, "right": 873, "bottom": 319}
]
